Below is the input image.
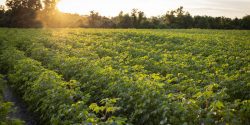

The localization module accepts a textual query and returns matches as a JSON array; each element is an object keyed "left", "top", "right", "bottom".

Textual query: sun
[
  {"left": 56, "top": 0, "right": 89, "bottom": 14},
  {"left": 56, "top": 1, "right": 75, "bottom": 13}
]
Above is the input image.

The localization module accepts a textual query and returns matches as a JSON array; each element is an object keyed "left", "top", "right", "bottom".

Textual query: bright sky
[{"left": 1, "top": 0, "right": 250, "bottom": 18}]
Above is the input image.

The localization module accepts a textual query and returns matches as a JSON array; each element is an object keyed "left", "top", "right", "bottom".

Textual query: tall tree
[
  {"left": 5, "top": 0, "right": 42, "bottom": 27},
  {"left": 241, "top": 15, "right": 250, "bottom": 29},
  {"left": 131, "top": 8, "right": 138, "bottom": 27},
  {"left": 88, "top": 11, "right": 101, "bottom": 28},
  {"left": 28, "top": 0, "right": 42, "bottom": 10},
  {"left": 43, "top": 0, "right": 57, "bottom": 13},
  {"left": 0, "top": 5, "right": 4, "bottom": 15},
  {"left": 114, "top": 11, "right": 132, "bottom": 28},
  {"left": 137, "top": 11, "right": 145, "bottom": 28},
  {"left": 0, "top": 5, "right": 5, "bottom": 26}
]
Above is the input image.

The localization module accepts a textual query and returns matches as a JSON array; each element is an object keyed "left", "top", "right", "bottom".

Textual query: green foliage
[
  {"left": 89, "top": 98, "right": 127, "bottom": 125},
  {"left": 0, "top": 29, "right": 249, "bottom": 124},
  {"left": 0, "top": 39, "right": 127, "bottom": 124}
]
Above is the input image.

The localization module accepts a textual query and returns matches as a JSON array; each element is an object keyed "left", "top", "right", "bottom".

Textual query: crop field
[{"left": 0, "top": 28, "right": 249, "bottom": 125}]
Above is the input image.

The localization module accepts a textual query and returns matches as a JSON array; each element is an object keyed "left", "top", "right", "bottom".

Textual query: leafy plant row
[
  {"left": 25, "top": 30, "right": 250, "bottom": 101},
  {"left": 0, "top": 44, "right": 127, "bottom": 124}
]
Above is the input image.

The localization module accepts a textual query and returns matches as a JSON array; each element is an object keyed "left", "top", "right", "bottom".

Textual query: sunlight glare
[
  {"left": 56, "top": 0, "right": 250, "bottom": 18},
  {"left": 57, "top": 1, "right": 76, "bottom": 14}
]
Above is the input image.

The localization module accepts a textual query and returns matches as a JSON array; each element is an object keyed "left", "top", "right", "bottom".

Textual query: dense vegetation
[
  {"left": 0, "top": 28, "right": 249, "bottom": 124},
  {"left": 0, "top": 0, "right": 250, "bottom": 29}
]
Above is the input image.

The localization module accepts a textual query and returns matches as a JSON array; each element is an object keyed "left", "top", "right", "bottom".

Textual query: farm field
[{"left": 0, "top": 28, "right": 249, "bottom": 125}]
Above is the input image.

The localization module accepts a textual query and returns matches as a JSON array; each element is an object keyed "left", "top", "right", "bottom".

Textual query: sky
[{"left": 1, "top": 0, "right": 250, "bottom": 18}]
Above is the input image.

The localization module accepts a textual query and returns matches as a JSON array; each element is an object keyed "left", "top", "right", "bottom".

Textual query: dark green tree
[
  {"left": 88, "top": 11, "right": 101, "bottom": 28},
  {"left": 193, "top": 16, "right": 210, "bottom": 29},
  {"left": 114, "top": 11, "right": 132, "bottom": 28},
  {"left": 164, "top": 10, "right": 176, "bottom": 27},
  {"left": 4, "top": 0, "right": 42, "bottom": 27},
  {"left": 131, "top": 8, "right": 138, "bottom": 27},
  {"left": 0, "top": 5, "right": 5, "bottom": 26},
  {"left": 137, "top": 11, "right": 146, "bottom": 28},
  {"left": 241, "top": 15, "right": 250, "bottom": 29}
]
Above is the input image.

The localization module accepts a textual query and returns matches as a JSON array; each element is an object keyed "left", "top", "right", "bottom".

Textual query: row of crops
[
  {"left": 0, "top": 28, "right": 249, "bottom": 125},
  {"left": 0, "top": 74, "right": 25, "bottom": 125}
]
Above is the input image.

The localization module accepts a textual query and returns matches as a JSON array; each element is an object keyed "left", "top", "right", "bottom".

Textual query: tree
[
  {"left": 131, "top": 8, "right": 138, "bottom": 27},
  {"left": 137, "top": 11, "right": 146, "bottom": 28},
  {"left": 164, "top": 11, "right": 174, "bottom": 23},
  {"left": 241, "top": 15, "right": 250, "bottom": 29},
  {"left": 180, "top": 13, "right": 193, "bottom": 28},
  {"left": 150, "top": 16, "right": 161, "bottom": 28},
  {"left": 88, "top": 11, "right": 101, "bottom": 28},
  {"left": 114, "top": 11, "right": 132, "bottom": 28},
  {"left": 6, "top": 0, "right": 28, "bottom": 10},
  {"left": 0, "top": 5, "right": 4, "bottom": 15},
  {"left": 115, "top": 11, "right": 124, "bottom": 27},
  {"left": 231, "top": 18, "right": 241, "bottom": 29},
  {"left": 28, "top": 0, "right": 42, "bottom": 10},
  {"left": 121, "top": 14, "right": 132, "bottom": 28},
  {"left": 176, "top": 6, "right": 184, "bottom": 17},
  {"left": 163, "top": 7, "right": 193, "bottom": 28},
  {"left": 100, "top": 17, "right": 115, "bottom": 28},
  {"left": 5, "top": 0, "right": 42, "bottom": 27},
  {"left": 0, "top": 5, "right": 5, "bottom": 26},
  {"left": 43, "top": 0, "right": 57, "bottom": 13},
  {"left": 193, "top": 16, "right": 210, "bottom": 29}
]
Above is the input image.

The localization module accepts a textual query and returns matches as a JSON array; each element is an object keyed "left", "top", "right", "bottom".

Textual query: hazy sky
[{"left": 1, "top": 0, "right": 250, "bottom": 18}]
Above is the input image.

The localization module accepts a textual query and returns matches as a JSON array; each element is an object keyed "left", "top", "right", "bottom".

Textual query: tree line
[{"left": 0, "top": 0, "right": 249, "bottom": 29}]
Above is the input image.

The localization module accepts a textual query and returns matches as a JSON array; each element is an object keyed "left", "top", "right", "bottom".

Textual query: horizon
[{"left": 0, "top": 0, "right": 250, "bottom": 18}]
